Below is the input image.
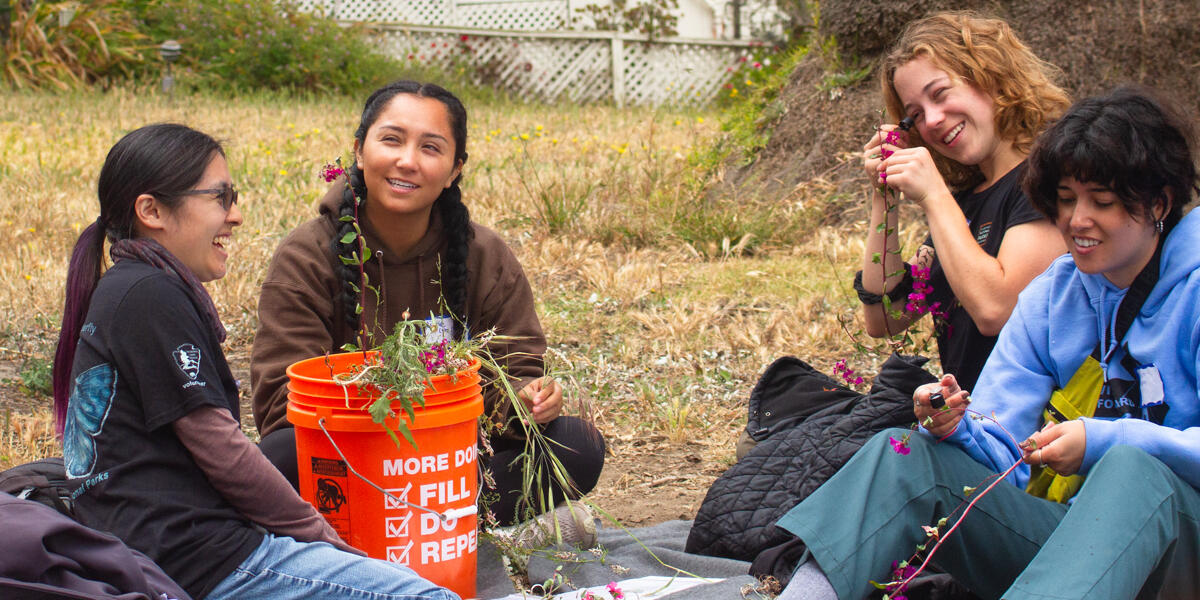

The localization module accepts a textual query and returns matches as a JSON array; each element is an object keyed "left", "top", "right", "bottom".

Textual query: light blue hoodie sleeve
[{"left": 934, "top": 260, "right": 1085, "bottom": 488}]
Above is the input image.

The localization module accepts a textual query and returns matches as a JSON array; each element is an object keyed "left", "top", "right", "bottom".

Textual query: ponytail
[
  {"left": 52, "top": 220, "right": 107, "bottom": 436},
  {"left": 53, "top": 123, "right": 223, "bottom": 437}
]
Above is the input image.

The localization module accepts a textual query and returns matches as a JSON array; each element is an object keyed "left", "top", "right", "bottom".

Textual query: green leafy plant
[
  {"left": 138, "top": 0, "right": 406, "bottom": 94},
  {"left": 3, "top": 0, "right": 147, "bottom": 89},
  {"left": 18, "top": 356, "right": 53, "bottom": 397}
]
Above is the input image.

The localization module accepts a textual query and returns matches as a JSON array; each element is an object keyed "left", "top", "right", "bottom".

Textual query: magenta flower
[
  {"left": 889, "top": 435, "right": 911, "bottom": 455},
  {"left": 320, "top": 163, "right": 344, "bottom": 183},
  {"left": 834, "top": 359, "right": 865, "bottom": 388},
  {"left": 606, "top": 582, "right": 624, "bottom": 599}
]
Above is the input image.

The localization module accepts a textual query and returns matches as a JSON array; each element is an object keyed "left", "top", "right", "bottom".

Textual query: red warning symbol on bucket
[{"left": 311, "top": 457, "right": 351, "bottom": 540}]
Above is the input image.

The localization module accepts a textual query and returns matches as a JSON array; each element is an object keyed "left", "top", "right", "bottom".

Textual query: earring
[{"left": 1155, "top": 219, "right": 1165, "bottom": 234}]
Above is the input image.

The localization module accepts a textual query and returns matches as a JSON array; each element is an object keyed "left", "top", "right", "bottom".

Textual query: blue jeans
[
  {"left": 777, "top": 429, "right": 1200, "bottom": 600},
  {"left": 207, "top": 533, "right": 459, "bottom": 600}
]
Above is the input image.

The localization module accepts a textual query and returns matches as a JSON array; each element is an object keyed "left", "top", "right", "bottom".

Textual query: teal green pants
[{"left": 776, "top": 428, "right": 1200, "bottom": 600}]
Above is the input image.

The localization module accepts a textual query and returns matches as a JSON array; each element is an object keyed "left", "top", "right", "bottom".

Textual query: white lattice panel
[
  {"left": 371, "top": 27, "right": 754, "bottom": 105},
  {"left": 291, "top": 0, "right": 451, "bottom": 23},
  {"left": 621, "top": 41, "right": 745, "bottom": 105},
  {"left": 457, "top": 1, "right": 568, "bottom": 30}
]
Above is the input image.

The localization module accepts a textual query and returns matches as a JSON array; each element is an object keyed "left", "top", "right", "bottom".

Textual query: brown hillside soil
[{"left": 717, "top": 0, "right": 1200, "bottom": 207}]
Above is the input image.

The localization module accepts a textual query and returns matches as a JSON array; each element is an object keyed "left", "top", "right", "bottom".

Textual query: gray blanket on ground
[{"left": 478, "top": 520, "right": 757, "bottom": 599}]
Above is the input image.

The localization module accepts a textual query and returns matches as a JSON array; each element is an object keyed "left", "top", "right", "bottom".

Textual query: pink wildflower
[
  {"left": 885, "top": 560, "right": 916, "bottom": 600},
  {"left": 320, "top": 163, "right": 345, "bottom": 183},
  {"left": 889, "top": 435, "right": 911, "bottom": 455},
  {"left": 607, "top": 582, "right": 624, "bottom": 599},
  {"left": 834, "top": 359, "right": 864, "bottom": 388}
]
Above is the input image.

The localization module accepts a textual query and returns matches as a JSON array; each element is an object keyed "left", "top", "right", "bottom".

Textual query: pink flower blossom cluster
[
  {"left": 905, "top": 264, "right": 949, "bottom": 320},
  {"left": 879, "top": 129, "right": 905, "bottom": 182},
  {"left": 420, "top": 340, "right": 450, "bottom": 374},
  {"left": 581, "top": 582, "right": 624, "bottom": 600},
  {"left": 884, "top": 560, "right": 917, "bottom": 599},
  {"left": 320, "top": 163, "right": 345, "bottom": 183},
  {"left": 834, "top": 359, "right": 865, "bottom": 387}
]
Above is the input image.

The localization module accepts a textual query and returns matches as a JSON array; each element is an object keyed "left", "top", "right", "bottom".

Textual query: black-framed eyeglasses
[{"left": 181, "top": 185, "right": 239, "bottom": 212}]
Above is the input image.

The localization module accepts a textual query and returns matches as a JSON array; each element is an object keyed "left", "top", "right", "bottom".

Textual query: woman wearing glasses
[{"left": 51, "top": 123, "right": 457, "bottom": 600}]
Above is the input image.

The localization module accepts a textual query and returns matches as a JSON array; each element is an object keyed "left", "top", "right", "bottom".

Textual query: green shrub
[
  {"left": 138, "top": 0, "right": 410, "bottom": 95},
  {"left": 3, "top": 0, "right": 147, "bottom": 90}
]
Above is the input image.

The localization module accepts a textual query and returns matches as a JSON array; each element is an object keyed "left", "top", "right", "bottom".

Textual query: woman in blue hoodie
[{"left": 774, "top": 87, "right": 1200, "bottom": 600}]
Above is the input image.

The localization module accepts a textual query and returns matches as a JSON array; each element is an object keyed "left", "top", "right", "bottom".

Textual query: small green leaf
[
  {"left": 869, "top": 581, "right": 888, "bottom": 590},
  {"left": 922, "top": 416, "right": 934, "bottom": 427},
  {"left": 339, "top": 342, "right": 359, "bottom": 352},
  {"left": 355, "top": 304, "right": 363, "bottom": 315},
  {"left": 876, "top": 223, "right": 887, "bottom": 233},
  {"left": 872, "top": 252, "right": 882, "bottom": 264},
  {"left": 937, "top": 517, "right": 948, "bottom": 528},
  {"left": 338, "top": 215, "right": 355, "bottom": 222},
  {"left": 339, "top": 231, "right": 358, "bottom": 244},
  {"left": 338, "top": 255, "right": 358, "bottom": 266},
  {"left": 963, "top": 485, "right": 977, "bottom": 496}
]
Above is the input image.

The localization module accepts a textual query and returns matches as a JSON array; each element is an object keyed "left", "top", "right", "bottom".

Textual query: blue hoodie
[{"left": 942, "top": 207, "right": 1200, "bottom": 490}]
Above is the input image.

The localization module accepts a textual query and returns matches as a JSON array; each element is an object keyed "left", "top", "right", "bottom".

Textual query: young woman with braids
[
  {"left": 251, "top": 80, "right": 606, "bottom": 527},
  {"left": 52, "top": 123, "right": 456, "bottom": 600}
]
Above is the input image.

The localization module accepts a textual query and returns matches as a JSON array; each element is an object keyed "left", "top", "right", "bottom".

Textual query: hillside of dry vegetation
[{"left": 716, "top": 0, "right": 1200, "bottom": 207}]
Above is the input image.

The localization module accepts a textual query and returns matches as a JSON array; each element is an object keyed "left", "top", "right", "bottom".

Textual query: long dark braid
[
  {"left": 332, "top": 165, "right": 369, "bottom": 331},
  {"left": 436, "top": 178, "right": 474, "bottom": 339},
  {"left": 334, "top": 80, "right": 472, "bottom": 338}
]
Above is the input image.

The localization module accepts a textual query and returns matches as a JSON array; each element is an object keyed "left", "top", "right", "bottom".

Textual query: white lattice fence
[
  {"left": 290, "top": 0, "right": 567, "bottom": 29},
  {"left": 455, "top": 0, "right": 568, "bottom": 30},
  {"left": 369, "top": 25, "right": 757, "bottom": 106}
]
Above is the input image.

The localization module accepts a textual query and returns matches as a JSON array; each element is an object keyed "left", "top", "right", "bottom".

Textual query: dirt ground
[{"left": 0, "top": 358, "right": 734, "bottom": 529}]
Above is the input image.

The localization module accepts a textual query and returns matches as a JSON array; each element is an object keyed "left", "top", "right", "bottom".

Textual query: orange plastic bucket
[{"left": 286, "top": 352, "right": 483, "bottom": 599}]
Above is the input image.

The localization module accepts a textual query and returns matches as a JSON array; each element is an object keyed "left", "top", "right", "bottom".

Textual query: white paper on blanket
[{"left": 492, "top": 575, "right": 721, "bottom": 599}]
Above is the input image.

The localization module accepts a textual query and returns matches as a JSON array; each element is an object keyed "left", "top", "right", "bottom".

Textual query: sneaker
[{"left": 501, "top": 503, "right": 598, "bottom": 550}]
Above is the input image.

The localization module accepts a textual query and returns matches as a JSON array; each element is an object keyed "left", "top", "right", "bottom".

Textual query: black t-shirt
[
  {"left": 63, "top": 261, "right": 262, "bottom": 599},
  {"left": 925, "top": 164, "right": 1047, "bottom": 392}
]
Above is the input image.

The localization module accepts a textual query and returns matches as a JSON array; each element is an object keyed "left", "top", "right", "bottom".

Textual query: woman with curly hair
[
  {"left": 782, "top": 86, "right": 1200, "bottom": 599},
  {"left": 250, "top": 80, "right": 605, "bottom": 528},
  {"left": 858, "top": 11, "right": 1070, "bottom": 392}
]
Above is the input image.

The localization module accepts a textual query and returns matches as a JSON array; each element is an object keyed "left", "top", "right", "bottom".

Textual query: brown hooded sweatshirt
[{"left": 251, "top": 182, "right": 546, "bottom": 439}]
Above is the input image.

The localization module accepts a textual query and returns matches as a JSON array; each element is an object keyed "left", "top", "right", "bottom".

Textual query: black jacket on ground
[{"left": 686, "top": 354, "right": 935, "bottom": 560}]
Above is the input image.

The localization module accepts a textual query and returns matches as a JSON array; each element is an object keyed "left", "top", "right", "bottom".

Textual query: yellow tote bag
[{"left": 1024, "top": 355, "right": 1104, "bottom": 504}]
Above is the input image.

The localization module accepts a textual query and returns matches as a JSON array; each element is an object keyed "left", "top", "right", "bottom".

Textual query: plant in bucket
[
  {"left": 284, "top": 162, "right": 588, "bottom": 598},
  {"left": 285, "top": 318, "right": 489, "bottom": 599}
]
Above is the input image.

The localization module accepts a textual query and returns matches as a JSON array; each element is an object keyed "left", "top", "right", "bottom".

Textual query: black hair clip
[{"left": 897, "top": 116, "right": 915, "bottom": 131}]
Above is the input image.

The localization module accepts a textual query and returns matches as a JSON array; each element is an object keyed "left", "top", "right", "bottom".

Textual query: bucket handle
[{"left": 317, "top": 417, "right": 478, "bottom": 522}]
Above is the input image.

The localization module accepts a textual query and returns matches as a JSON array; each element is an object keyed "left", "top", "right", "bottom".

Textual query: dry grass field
[{"left": 0, "top": 85, "right": 933, "bottom": 524}]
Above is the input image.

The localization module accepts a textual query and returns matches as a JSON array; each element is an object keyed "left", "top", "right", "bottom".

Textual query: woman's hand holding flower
[
  {"left": 914, "top": 374, "right": 970, "bottom": 438},
  {"left": 1020, "top": 420, "right": 1086, "bottom": 475}
]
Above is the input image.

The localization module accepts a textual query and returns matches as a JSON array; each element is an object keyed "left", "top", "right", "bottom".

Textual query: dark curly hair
[
  {"left": 1023, "top": 86, "right": 1197, "bottom": 232},
  {"left": 334, "top": 80, "right": 472, "bottom": 337}
]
